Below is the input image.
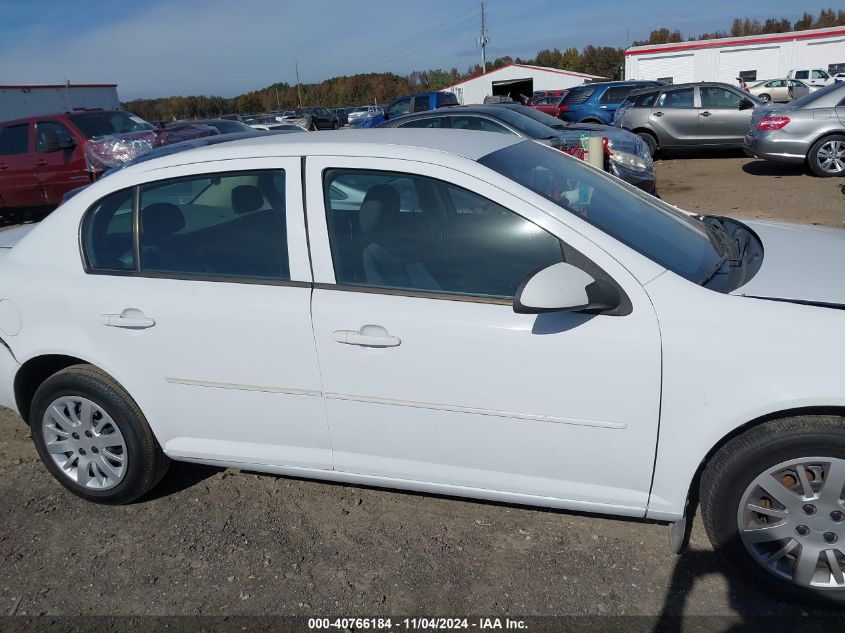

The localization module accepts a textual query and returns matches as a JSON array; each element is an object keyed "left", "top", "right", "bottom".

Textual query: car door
[
  {"left": 598, "top": 86, "right": 635, "bottom": 124},
  {"left": 697, "top": 86, "right": 753, "bottom": 146},
  {"left": 304, "top": 155, "right": 662, "bottom": 513},
  {"left": 76, "top": 157, "right": 332, "bottom": 469},
  {"left": 33, "top": 119, "right": 89, "bottom": 205},
  {"left": 649, "top": 87, "right": 697, "bottom": 147},
  {"left": 788, "top": 80, "right": 810, "bottom": 101},
  {"left": 0, "top": 122, "right": 41, "bottom": 209}
]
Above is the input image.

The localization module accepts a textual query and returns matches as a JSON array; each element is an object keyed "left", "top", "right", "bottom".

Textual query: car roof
[{"left": 109, "top": 129, "right": 523, "bottom": 175}]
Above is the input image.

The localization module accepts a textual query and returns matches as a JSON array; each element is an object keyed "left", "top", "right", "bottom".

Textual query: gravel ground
[{"left": 1, "top": 154, "right": 844, "bottom": 622}]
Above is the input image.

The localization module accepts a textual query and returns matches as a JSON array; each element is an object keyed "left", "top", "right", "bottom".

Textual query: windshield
[
  {"left": 480, "top": 108, "right": 560, "bottom": 139},
  {"left": 68, "top": 111, "right": 154, "bottom": 138},
  {"left": 478, "top": 140, "right": 722, "bottom": 284}
]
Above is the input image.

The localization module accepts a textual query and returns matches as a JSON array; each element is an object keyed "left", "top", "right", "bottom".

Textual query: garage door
[
  {"left": 638, "top": 54, "right": 694, "bottom": 83},
  {"left": 805, "top": 38, "right": 845, "bottom": 72},
  {"left": 718, "top": 47, "right": 779, "bottom": 84}
]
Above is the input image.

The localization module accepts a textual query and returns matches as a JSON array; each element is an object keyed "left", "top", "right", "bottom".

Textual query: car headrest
[
  {"left": 359, "top": 184, "right": 400, "bottom": 235},
  {"left": 231, "top": 185, "right": 265, "bottom": 215},
  {"left": 140, "top": 203, "right": 185, "bottom": 239}
]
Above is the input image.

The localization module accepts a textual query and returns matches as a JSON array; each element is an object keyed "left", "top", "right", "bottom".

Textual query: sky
[{"left": 0, "top": 0, "right": 838, "bottom": 99}]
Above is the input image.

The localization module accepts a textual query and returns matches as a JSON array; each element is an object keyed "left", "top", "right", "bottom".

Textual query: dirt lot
[{"left": 1, "top": 154, "right": 844, "bottom": 623}]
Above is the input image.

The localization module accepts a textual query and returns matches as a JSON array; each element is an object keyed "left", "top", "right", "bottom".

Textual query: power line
[{"left": 340, "top": 6, "right": 478, "bottom": 69}]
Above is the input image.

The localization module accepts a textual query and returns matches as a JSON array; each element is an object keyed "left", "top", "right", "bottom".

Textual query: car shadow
[
  {"left": 139, "top": 460, "right": 222, "bottom": 502},
  {"left": 742, "top": 160, "right": 807, "bottom": 177},
  {"left": 652, "top": 533, "right": 844, "bottom": 632},
  {"left": 657, "top": 148, "right": 747, "bottom": 161}
]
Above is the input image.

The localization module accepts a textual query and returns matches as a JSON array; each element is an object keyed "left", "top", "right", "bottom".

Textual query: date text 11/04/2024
[{"left": 308, "top": 617, "right": 528, "bottom": 630}]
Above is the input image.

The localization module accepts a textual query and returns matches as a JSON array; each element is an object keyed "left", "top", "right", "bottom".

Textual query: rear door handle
[
  {"left": 653, "top": 111, "right": 664, "bottom": 117},
  {"left": 0, "top": 163, "right": 7, "bottom": 170},
  {"left": 700, "top": 111, "right": 712, "bottom": 117},
  {"left": 102, "top": 308, "right": 156, "bottom": 329},
  {"left": 333, "top": 325, "right": 400, "bottom": 348},
  {"left": 36, "top": 159, "right": 48, "bottom": 166}
]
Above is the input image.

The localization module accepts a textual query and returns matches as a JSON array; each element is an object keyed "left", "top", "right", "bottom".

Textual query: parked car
[
  {"left": 613, "top": 82, "right": 762, "bottom": 156},
  {"left": 0, "top": 110, "right": 154, "bottom": 220},
  {"left": 284, "top": 107, "right": 339, "bottom": 131},
  {"left": 354, "top": 92, "right": 459, "bottom": 128},
  {"left": 747, "top": 80, "right": 811, "bottom": 103},
  {"left": 528, "top": 95, "right": 565, "bottom": 118},
  {"left": 250, "top": 123, "right": 308, "bottom": 132},
  {"left": 559, "top": 81, "right": 664, "bottom": 125},
  {"left": 347, "top": 106, "right": 381, "bottom": 125},
  {"left": 166, "top": 119, "right": 254, "bottom": 134},
  {"left": 377, "top": 104, "right": 656, "bottom": 194},
  {"left": 744, "top": 82, "right": 845, "bottom": 177},
  {"left": 3, "top": 129, "right": 845, "bottom": 603},
  {"left": 482, "top": 95, "right": 515, "bottom": 104},
  {"left": 788, "top": 69, "right": 835, "bottom": 90},
  {"left": 532, "top": 89, "right": 568, "bottom": 99},
  {"left": 834, "top": 73, "right": 845, "bottom": 83}
]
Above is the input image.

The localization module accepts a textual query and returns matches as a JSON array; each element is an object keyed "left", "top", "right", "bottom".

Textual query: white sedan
[{"left": 0, "top": 130, "right": 844, "bottom": 603}]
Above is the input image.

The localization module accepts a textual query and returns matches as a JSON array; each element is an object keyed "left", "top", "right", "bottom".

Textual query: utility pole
[
  {"left": 477, "top": 2, "right": 489, "bottom": 73},
  {"left": 295, "top": 62, "right": 303, "bottom": 108}
]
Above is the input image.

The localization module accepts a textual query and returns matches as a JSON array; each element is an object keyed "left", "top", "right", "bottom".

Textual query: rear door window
[
  {"left": 0, "top": 124, "right": 30, "bottom": 155},
  {"left": 412, "top": 97, "right": 431, "bottom": 113},
  {"left": 398, "top": 117, "right": 446, "bottom": 129},
  {"left": 449, "top": 116, "right": 511, "bottom": 134}
]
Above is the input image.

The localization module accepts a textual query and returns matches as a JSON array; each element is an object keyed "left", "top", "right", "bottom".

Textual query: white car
[
  {"left": 1, "top": 130, "right": 844, "bottom": 603},
  {"left": 347, "top": 105, "right": 380, "bottom": 124}
]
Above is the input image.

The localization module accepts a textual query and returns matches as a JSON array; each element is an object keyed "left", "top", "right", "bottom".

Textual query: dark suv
[{"left": 559, "top": 81, "right": 664, "bottom": 125}]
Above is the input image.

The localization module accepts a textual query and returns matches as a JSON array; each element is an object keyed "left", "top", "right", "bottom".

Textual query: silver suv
[{"left": 613, "top": 82, "right": 761, "bottom": 156}]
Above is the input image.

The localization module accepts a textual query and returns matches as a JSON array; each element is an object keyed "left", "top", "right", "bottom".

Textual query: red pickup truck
[{"left": 0, "top": 110, "right": 155, "bottom": 220}]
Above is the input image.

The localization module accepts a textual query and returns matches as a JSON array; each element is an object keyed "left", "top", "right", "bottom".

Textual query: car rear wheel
[
  {"left": 808, "top": 135, "right": 845, "bottom": 177},
  {"left": 30, "top": 364, "right": 169, "bottom": 504},
  {"left": 701, "top": 416, "right": 845, "bottom": 604},
  {"left": 759, "top": 94, "right": 771, "bottom": 103},
  {"left": 636, "top": 131, "right": 658, "bottom": 158}
]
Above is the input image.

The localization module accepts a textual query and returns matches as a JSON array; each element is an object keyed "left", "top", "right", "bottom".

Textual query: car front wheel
[
  {"left": 30, "top": 364, "right": 169, "bottom": 504},
  {"left": 636, "top": 131, "right": 658, "bottom": 158},
  {"left": 701, "top": 416, "right": 845, "bottom": 604},
  {"left": 808, "top": 135, "right": 845, "bottom": 177}
]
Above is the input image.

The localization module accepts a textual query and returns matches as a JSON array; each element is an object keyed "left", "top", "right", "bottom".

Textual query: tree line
[{"left": 121, "top": 8, "right": 845, "bottom": 121}]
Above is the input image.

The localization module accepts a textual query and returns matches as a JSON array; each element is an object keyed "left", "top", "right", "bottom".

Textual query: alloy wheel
[
  {"left": 816, "top": 140, "right": 845, "bottom": 174},
  {"left": 738, "top": 457, "right": 845, "bottom": 590},
  {"left": 41, "top": 396, "right": 127, "bottom": 490}
]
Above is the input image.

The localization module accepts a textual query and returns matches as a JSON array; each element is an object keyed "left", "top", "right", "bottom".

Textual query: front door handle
[
  {"left": 102, "top": 308, "right": 156, "bottom": 329},
  {"left": 700, "top": 111, "right": 712, "bottom": 117},
  {"left": 0, "top": 163, "right": 7, "bottom": 170},
  {"left": 653, "top": 111, "right": 664, "bottom": 117},
  {"left": 36, "top": 159, "right": 48, "bottom": 166},
  {"left": 333, "top": 325, "right": 400, "bottom": 348}
]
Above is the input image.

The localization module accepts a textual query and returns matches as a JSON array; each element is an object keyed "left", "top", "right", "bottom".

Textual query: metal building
[
  {"left": 442, "top": 64, "right": 606, "bottom": 105},
  {"left": 0, "top": 83, "right": 120, "bottom": 122},
  {"left": 624, "top": 26, "right": 845, "bottom": 85}
]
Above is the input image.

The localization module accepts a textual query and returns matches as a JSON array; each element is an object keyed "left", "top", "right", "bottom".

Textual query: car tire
[
  {"left": 30, "top": 364, "right": 169, "bottom": 504},
  {"left": 759, "top": 94, "right": 771, "bottom": 103},
  {"left": 700, "top": 415, "right": 845, "bottom": 605},
  {"left": 807, "top": 134, "right": 845, "bottom": 177},
  {"left": 309, "top": 122, "right": 318, "bottom": 132},
  {"left": 332, "top": 121, "right": 339, "bottom": 130},
  {"left": 636, "top": 131, "right": 658, "bottom": 158}
]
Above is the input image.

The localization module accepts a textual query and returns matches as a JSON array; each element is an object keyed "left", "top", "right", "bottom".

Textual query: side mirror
[
  {"left": 513, "top": 262, "right": 619, "bottom": 315},
  {"left": 383, "top": 110, "right": 390, "bottom": 121},
  {"left": 739, "top": 99, "right": 754, "bottom": 111}
]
